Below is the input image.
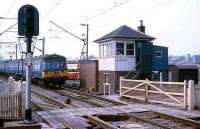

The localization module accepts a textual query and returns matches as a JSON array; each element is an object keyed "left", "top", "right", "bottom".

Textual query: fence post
[
  {"left": 145, "top": 78, "right": 149, "bottom": 103},
  {"left": 8, "top": 76, "right": 14, "bottom": 85},
  {"left": 103, "top": 83, "right": 106, "bottom": 95},
  {"left": 119, "top": 77, "right": 124, "bottom": 97},
  {"left": 108, "top": 84, "right": 111, "bottom": 95},
  {"left": 188, "top": 80, "right": 194, "bottom": 110}
]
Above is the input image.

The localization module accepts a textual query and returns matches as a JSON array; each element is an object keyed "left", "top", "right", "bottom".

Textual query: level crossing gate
[{"left": 120, "top": 77, "right": 188, "bottom": 109}]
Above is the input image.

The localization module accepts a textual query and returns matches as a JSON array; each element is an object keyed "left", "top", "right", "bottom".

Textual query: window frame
[
  {"left": 126, "top": 43, "right": 135, "bottom": 56},
  {"left": 156, "top": 48, "right": 162, "bottom": 57},
  {"left": 99, "top": 43, "right": 113, "bottom": 58},
  {"left": 116, "top": 42, "right": 125, "bottom": 55}
]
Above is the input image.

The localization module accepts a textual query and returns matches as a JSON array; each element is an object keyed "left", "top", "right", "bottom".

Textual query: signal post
[{"left": 18, "top": 5, "right": 39, "bottom": 121}]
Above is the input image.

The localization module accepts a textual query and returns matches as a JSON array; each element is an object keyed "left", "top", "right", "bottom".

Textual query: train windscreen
[{"left": 42, "top": 60, "right": 65, "bottom": 70}]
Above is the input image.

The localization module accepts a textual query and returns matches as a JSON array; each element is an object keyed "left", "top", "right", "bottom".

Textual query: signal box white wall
[{"left": 98, "top": 40, "right": 136, "bottom": 72}]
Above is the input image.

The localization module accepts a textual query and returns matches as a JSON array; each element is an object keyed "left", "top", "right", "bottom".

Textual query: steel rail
[
  {"left": 153, "top": 111, "right": 200, "bottom": 128},
  {"left": 32, "top": 89, "right": 119, "bottom": 129},
  {"left": 130, "top": 112, "right": 171, "bottom": 129},
  {"left": 32, "top": 91, "right": 66, "bottom": 108},
  {"left": 31, "top": 101, "right": 74, "bottom": 129},
  {"left": 61, "top": 87, "right": 124, "bottom": 106},
  {"left": 48, "top": 88, "right": 181, "bottom": 128},
  {"left": 56, "top": 90, "right": 111, "bottom": 107},
  {"left": 34, "top": 86, "right": 200, "bottom": 128}
]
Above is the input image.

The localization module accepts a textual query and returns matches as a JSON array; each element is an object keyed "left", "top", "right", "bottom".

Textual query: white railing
[
  {"left": 0, "top": 77, "right": 22, "bottom": 118},
  {"left": 188, "top": 80, "right": 200, "bottom": 110},
  {"left": 120, "top": 77, "right": 188, "bottom": 109}
]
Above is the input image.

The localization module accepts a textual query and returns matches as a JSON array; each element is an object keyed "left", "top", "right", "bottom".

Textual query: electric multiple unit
[{"left": 0, "top": 54, "right": 67, "bottom": 87}]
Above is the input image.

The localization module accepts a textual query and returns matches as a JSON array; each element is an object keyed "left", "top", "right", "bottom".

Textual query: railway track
[
  {"left": 32, "top": 85, "right": 105, "bottom": 108},
  {"left": 62, "top": 88, "right": 200, "bottom": 128},
  {"left": 32, "top": 84, "right": 124, "bottom": 108},
  {"left": 128, "top": 111, "right": 200, "bottom": 129},
  {"left": 31, "top": 101, "right": 75, "bottom": 129},
  {"left": 61, "top": 87, "right": 124, "bottom": 106},
  {"left": 32, "top": 85, "right": 200, "bottom": 129},
  {"left": 31, "top": 87, "right": 120, "bottom": 129},
  {"left": 53, "top": 89, "right": 121, "bottom": 107}
]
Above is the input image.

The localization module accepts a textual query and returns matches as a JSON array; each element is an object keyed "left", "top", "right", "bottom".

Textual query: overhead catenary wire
[
  {"left": 50, "top": 0, "right": 174, "bottom": 32},
  {"left": 60, "top": 0, "right": 131, "bottom": 30},
  {"left": 41, "top": 0, "right": 63, "bottom": 20},
  {"left": 0, "top": 0, "right": 16, "bottom": 27},
  {"left": 87, "top": 0, "right": 176, "bottom": 35},
  {"left": 50, "top": 21, "right": 84, "bottom": 42},
  {"left": 84, "top": 0, "right": 130, "bottom": 22},
  {"left": 4, "top": 0, "right": 16, "bottom": 16},
  {"left": 0, "top": 22, "right": 17, "bottom": 36},
  {"left": 63, "top": 1, "right": 117, "bottom": 26},
  {"left": 104, "top": 0, "right": 176, "bottom": 26}
]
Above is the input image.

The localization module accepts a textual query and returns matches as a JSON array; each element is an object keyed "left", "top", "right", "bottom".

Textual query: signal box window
[
  {"left": 103, "top": 45, "right": 108, "bottom": 56},
  {"left": 116, "top": 42, "right": 124, "bottom": 55},
  {"left": 126, "top": 44, "right": 134, "bottom": 55},
  {"left": 156, "top": 49, "right": 162, "bottom": 57}
]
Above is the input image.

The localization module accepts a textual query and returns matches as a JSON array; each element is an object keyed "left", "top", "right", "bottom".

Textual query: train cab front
[
  {"left": 41, "top": 57, "right": 67, "bottom": 86},
  {"left": 42, "top": 70, "right": 67, "bottom": 86}
]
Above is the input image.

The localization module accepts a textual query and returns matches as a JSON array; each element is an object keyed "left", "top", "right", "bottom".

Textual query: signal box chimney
[{"left": 137, "top": 20, "right": 145, "bottom": 33}]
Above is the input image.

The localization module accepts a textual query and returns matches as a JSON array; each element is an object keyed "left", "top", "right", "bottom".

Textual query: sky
[{"left": 0, "top": 0, "right": 199, "bottom": 59}]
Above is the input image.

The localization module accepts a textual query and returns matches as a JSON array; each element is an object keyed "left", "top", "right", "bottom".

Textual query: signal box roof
[{"left": 94, "top": 25, "right": 155, "bottom": 43}]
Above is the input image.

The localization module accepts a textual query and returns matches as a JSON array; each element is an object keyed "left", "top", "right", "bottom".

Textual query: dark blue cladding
[
  {"left": 135, "top": 41, "right": 153, "bottom": 74},
  {"left": 152, "top": 45, "right": 168, "bottom": 71},
  {"left": 135, "top": 42, "right": 168, "bottom": 73}
]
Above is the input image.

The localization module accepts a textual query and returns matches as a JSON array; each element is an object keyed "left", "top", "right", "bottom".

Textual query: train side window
[
  {"left": 42, "top": 62, "right": 45, "bottom": 70},
  {"left": 36, "top": 62, "right": 40, "bottom": 71},
  {"left": 37, "top": 62, "right": 41, "bottom": 71},
  {"left": 34, "top": 62, "right": 37, "bottom": 71},
  {"left": 40, "top": 63, "right": 42, "bottom": 70},
  {"left": 32, "top": 62, "right": 35, "bottom": 71}
]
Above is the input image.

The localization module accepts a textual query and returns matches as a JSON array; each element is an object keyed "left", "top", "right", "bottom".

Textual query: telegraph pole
[
  {"left": 81, "top": 23, "right": 89, "bottom": 60},
  {"left": 86, "top": 24, "right": 89, "bottom": 60},
  {"left": 41, "top": 37, "right": 45, "bottom": 56},
  {"left": 50, "top": 21, "right": 89, "bottom": 60},
  {"left": 37, "top": 37, "right": 45, "bottom": 56},
  {"left": 16, "top": 44, "right": 18, "bottom": 60}
]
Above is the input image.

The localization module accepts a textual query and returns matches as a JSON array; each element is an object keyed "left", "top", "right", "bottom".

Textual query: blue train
[{"left": 0, "top": 54, "right": 67, "bottom": 87}]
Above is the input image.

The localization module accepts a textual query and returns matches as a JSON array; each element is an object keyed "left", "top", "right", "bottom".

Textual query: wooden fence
[
  {"left": 120, "top": 77, "right": 188, "bottom": 109},
  {"left": 194, "top": 86, "right": 200, "bottom": 109},
  {"left": 188, "top": 80, "right": 200, "bottom": 110},
  {"left": 0, "top": 77, "right": 22, "bottom": 118}
]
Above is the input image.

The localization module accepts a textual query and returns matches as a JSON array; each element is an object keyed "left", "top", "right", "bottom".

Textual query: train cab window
[
  {"left": 42, "top": 61, "right": 51, "bottom": 70},
  {"left": 51, "top": 61, "right": 59, "bottom": 70},
  {"left": 51, "top": 61, "right": 56, "bottom": 70},
  {"left": 60, "top": 61, "right": 65, "bottom": 69}
]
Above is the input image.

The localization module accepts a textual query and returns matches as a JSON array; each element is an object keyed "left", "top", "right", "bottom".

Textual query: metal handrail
[{"left": 124, "top": 60, "right": 141, "bottom": 79}]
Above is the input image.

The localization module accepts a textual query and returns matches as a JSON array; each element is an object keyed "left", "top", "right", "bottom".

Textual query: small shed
[
  {"left": 168, "top": 64, "right": 199, "bottom": 84},
  {"left": 79, "top": 60, "right": 99, "bottom": 92}
]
